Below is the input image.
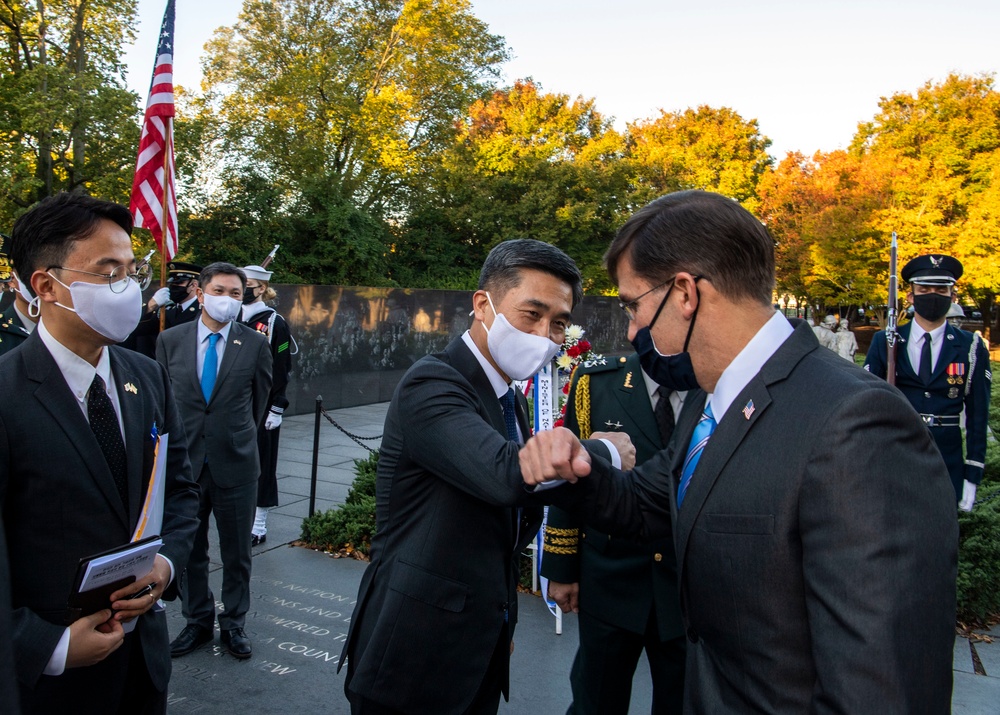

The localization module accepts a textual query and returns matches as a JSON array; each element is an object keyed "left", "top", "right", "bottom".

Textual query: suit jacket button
[
  {"left": 924, "top": 392, "right": 931, "bottom": 398},
  {"left": 687, "top": 627, "right": 699, "bottom": 643},
  {"left": 653, "top": 553, "right": 663, "bottom": 562}
]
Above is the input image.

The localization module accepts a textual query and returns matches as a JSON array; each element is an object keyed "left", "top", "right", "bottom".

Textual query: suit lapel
[
  {"left": 895, "top": 322, "right": 919, "bottom": 381},
  {"left": 209, "top": 324, "right": 245, "bottom": 405},
  {"left": 673, "top": 322, "right": 813, "bottom": 579},
  {"left": 110, "top": 349, "right": 147, "bottom": 529},
  {"left": 611, "top": 355, "right": 661, "bottom": 448},
  {"left": 23, "top": 335, "right": 129, "bottom": 529},
  {"left": 932, "top": 324, "right": 964, "bottom": 382},
  {"left": 445, "top": 338, "right": 507, "bottom": 436}
]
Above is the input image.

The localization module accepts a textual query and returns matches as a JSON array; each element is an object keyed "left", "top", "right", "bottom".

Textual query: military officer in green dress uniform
[
  {"left": 0, "top": 240, "right": 36, "bottom": 357},
  {"left": 864, "top": 254, "right": 991, "bottom": 510},
  {"left": 541, "top": 353, "right": 686, "bottom": 714}
]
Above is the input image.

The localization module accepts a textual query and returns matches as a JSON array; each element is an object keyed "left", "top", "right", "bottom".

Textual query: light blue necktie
[
  {"left": 201, "top": 333, "right": 220, "bottom": 403},
  {"left": 677, "top": 402, "right": 717, "bottom": 508}
]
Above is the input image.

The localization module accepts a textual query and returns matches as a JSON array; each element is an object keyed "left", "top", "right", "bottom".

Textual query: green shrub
[
  {"left": 955, "top": 361, "right": 1000, "bottom": 623},
  {"left": 300, "top": 451, "right": 379, "bottom": 557}
]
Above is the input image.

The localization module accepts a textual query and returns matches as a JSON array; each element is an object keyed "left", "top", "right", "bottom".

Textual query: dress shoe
[
  {"left": 170, "top": 624, "right": 213, "bottom": 657},
  {"left": 251, "top": 533, "right": 266, "bottom": 547},
  {"left": 221, "top": 627, "right": 253, "bottom": 659}
]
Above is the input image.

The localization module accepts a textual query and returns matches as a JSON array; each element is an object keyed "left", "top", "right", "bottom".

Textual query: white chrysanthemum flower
[
  {"left": 556, "top": 353, "right": 575, "bottom": 370},
  {"left": 564, "top": 325, "right": 584, "bottom": 342}
]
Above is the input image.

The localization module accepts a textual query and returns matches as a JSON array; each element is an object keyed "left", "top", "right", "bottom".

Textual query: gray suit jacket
[
  {"left": 156, "top": 320, "right": 272, "bottom": 486},
  {"left": 585, "top": 321, "right": 958, "bottom": 714},
  {"left": 0, "top": 332, "right": 200, "bottom": 708}
]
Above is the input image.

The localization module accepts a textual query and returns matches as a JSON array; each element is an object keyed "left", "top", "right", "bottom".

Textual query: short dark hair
[
  {"left": 605, "top": 190, "right": 775, "bottom": 306},
  {"left": 200, "top": 262, "right": 246, "bottom": 290},
  {"left": 9, "top": 192, "right": 133, "bottom": 297},
  {"left": 478, "top": 239, "right": 583, "bottom": 308}
]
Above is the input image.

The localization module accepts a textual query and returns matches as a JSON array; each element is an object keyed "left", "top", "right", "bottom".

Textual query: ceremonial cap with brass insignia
[
  {"left": 167, "top": 261, "right": 202, "bottom": 283},
  {"left": 0, "top": 232, "right": 11, "bottom": 282},
  {"left": 901, "top": 254, "right": 963, "bottom": 286}
]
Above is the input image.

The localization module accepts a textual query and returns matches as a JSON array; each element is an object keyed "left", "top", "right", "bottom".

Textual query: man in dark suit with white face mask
[
  {"left": 156, "top": 262, "right": 272, "bottom": 661},
  {"left": 341, "top": 239, "right": 634, "bottom": 715}
]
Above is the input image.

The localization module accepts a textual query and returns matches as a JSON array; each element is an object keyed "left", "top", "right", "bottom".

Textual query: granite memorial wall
[{"left": 266, "top": 285, "right": 633, "bottom": 415}]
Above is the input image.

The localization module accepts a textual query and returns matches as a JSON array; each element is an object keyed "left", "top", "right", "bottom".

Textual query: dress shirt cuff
[
  {"left": 161, "top": 554, "right": 175, "bottom": 587},
  {"left": 44, "top": 627, "right": 71, "bottom": 676},
  {"left": 599, "top": 438, "right": 623, "bottom": 469}
]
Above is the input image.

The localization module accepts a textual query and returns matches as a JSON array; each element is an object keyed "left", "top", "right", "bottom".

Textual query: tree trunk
[
  {"left": 34, "top": 0, "right": 53, "bottom": 201},
  {"left": 69, "top": 0, "right": 87, "bottom": 188}
]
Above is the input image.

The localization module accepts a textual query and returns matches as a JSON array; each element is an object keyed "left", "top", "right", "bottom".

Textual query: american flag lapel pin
[
  {"left": 124, "top": 382, "right": 138, "bottom": 395},
  {"left": 742, "top": 399, "right": 755, "bottom": 420},
  {"left": 233, "top": 339, "right": 242, "bottom": 345}
]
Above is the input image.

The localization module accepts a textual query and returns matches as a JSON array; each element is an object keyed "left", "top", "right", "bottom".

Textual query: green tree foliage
[
  {"left": 0, "top": 0, "right": 141, "bottom": 228},
  {"left": 854, "top": 73, "right": 1000, "bottom": 335},
  {"left": 198, "top": 0, "right": 508, "bottom": 215},
  {"left": 627, "top": 105, "right": 773, "bottom": 214},
  {"left": 398, "top": 79, "right": 631, "bottom": 292}
]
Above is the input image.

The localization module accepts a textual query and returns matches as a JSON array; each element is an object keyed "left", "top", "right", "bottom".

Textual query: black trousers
[
  {"left": 567, "top": 609, "right": 686, "bottom": 715},
  {"left": 347, "top": 629, "right": 506, "bottom": 715}
]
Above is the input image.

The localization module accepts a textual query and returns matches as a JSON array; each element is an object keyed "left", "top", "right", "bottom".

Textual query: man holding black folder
[{"left": 0, "top": 193, "right": 200, "bottom": 714}]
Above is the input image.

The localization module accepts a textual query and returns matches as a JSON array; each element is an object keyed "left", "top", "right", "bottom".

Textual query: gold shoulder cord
[{"left": 575, "top": 373, "right": 591, "bottom": 438}]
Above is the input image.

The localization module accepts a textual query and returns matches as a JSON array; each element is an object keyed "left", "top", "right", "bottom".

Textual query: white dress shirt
[
  {"left": 13, "top": 303, "right": 36, "bottom": 334},
  {"left": 196, "top": 319, "right": 232, "bottom": 382},
  {"left": 906, "top": 320, "right": 946, "bottom": 375},
  {"left": 708, "top": 311, "right": 794, "bottom": 424}
]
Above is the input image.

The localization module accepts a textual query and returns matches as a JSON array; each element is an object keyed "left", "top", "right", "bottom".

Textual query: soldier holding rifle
[{"left": 864, "top": 246, "right": 991, "bottom": 511}]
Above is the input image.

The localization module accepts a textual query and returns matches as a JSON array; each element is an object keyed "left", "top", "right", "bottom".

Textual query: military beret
[{"left": 901, "top": 254, "right": 962, "bottom": 286}]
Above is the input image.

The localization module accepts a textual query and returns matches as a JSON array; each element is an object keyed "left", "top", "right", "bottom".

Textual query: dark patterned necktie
[
  {"left": 500, "top": 388, "right": 520, "bottom": 443},
  {"left": 920, "top": 333, "right": 933, "bottom": 384},
  {"left": 654, "top": 386, "right": 675, "bottom": 447},
  {"left": 88, "top": 374, "right": 128, "bottom": 510}
]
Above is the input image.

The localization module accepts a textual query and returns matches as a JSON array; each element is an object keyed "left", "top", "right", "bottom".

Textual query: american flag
[{"left": 129, "top": 0, "right": 177, "bottom": 260}]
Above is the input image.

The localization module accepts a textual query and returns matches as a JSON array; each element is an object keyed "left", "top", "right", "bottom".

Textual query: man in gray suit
[
  {"left": 521, "top": 191, "right": 957, "bottom": 714},
  {"left": 156, "top": 262, "right": 272, "bottom": 660}
]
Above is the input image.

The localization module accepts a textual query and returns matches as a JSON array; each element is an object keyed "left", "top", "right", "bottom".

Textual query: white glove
[
  {"left": 151, "top": 287, "right": 171, "bottom": 307},
  {"left": 959, "top": 480, "right": 977, "bottom": 512},
  {"left": 265, "top": 410, "right": 283, "bottom": 431}
]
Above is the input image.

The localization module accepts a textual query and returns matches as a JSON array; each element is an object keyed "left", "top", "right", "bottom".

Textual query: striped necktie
[{"left": 677, "top": 402, "right": 717, "bottom": 508}]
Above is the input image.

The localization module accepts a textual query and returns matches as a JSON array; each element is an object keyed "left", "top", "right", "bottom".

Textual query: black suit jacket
[
  {"left": 341, "top": 336, "right": 604, "bottom": 714},
  {"left": 584, "top": 321, "right": 958, "bottom": 714},
  {"left": 0, "top": 331, "right": 200, "bottom": 707}
]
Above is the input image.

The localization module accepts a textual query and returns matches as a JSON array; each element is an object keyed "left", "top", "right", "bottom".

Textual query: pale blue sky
[{"left": 124, "top": 0, "right": 1000, "bottom": 160}]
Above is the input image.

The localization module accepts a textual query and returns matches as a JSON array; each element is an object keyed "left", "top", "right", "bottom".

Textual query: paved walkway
[{"left": 164, "top": 403, "right": 1000, "bottom": 713}]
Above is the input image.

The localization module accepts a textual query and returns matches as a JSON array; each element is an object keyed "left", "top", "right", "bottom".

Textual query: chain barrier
[{"left": 319, "top": 407, "right": 383, "bottom": 453}]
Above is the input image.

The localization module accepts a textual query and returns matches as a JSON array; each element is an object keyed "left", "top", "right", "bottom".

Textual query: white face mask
[
  {"left": 483, "top": 292, "right": 562, "bottom": 381},
  {"left": 47, "top": 272, "right": 143, "bottom": 343},
  {"left": 202, "top": 293, "right": 242, "bottom": 324},
  {"left": 11, "top": 271, "right": 33, "bottom": 305}
]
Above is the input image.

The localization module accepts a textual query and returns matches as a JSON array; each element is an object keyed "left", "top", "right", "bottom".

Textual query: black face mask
[
  {"left": 168, "top": 284, "right": 190, "bottom": 304},
  {"left": 912, "top": 292, "right": 952, "bottom": 323},
  {"left": 629, "top": 278, "right": 702, "bottom": 392},
  {"left": 242, "top": 287, "right": 259, "bottom": 305}
]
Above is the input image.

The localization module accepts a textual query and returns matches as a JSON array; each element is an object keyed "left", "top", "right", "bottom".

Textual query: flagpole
[{"left": 158, "top": 117, "right": 171, "bottom": 333}]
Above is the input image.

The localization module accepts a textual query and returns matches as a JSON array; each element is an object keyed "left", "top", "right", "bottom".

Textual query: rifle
[
  {"left": 137, "top": 249, "right": 155, "bottom": 269},
  {"left": 260, "top": 245, "right": 280, "bottom": 270},
  {"left": 886, "top": 233, "right": 899, "bottom": 386}
]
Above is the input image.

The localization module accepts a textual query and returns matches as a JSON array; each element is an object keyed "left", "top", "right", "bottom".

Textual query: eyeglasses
[
  {"left": 50, "top": 263, "right": 153, "bottom": 293},
  {"left": 618, "top": 277, "right": 675, "bottom": 321}
]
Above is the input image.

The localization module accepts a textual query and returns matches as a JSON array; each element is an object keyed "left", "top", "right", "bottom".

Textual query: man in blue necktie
[
  {"left": 156, "top": 263, "right": 272, "bottom": 661},
  {"left": 520, "top": 190, "right": 958, "bottom": 714}
]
